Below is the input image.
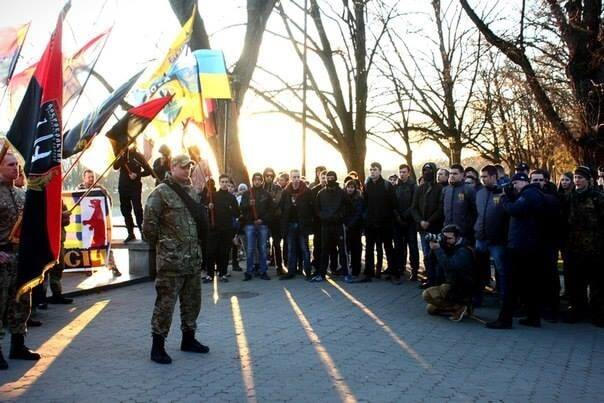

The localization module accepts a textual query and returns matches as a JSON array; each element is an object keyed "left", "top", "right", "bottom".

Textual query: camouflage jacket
[
  {"left": 565, "top": 187, "right": 604, "bottom": 255},
  {"left": 143, "top": 175, "right": 202, "bottom": 276},
  {"left": 0, "top": 182, "right": 25, "bottom": 250}
]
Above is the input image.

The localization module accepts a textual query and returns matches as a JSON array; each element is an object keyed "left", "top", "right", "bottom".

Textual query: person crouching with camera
[{"left": 422, "top": 224, "right": 475, "bottom": 322}]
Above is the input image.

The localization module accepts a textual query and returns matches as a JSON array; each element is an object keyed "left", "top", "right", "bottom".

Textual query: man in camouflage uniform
[
  {"left": 143, "top": 154, "right": 209, "bottom": 364},
  {"left": 563, "top": 166, "right": 604, "bottom": 327},
  {"left": 0, "top": 152, "right": 40, "bottom": 369}
]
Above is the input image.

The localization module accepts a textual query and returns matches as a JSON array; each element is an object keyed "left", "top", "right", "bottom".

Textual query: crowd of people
[{"left": 2, "top": 142, "right": 604, "bottom": 367}]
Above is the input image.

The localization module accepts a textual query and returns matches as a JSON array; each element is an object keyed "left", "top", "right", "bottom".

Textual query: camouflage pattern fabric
[
  {"left": 150, "top": 273, "right": 201, "bottom": 338},
  {"left": 143, "top": 175, "right": 202, "bottom": 276},
  {"left": 0, "top": 182, "right": 29, "bottom": 338}
]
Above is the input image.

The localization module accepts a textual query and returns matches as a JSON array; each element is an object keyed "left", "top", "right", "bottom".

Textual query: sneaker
[
  {"left": 449, "top": 306, "right": 468, "bottom": 322},
  {"left": 343, "top": 275, "right": 353, "bottom": 283},
  {"left": 219, "top": 275, "right": 229, "bottom": 282},
  {"left": 111, "top": 266, "right": 122, "bottom": 277},
  {"left": 260, "top": 273, "right": 271, "bottom": 280},
  {"left": 243, "top": 273, "right": 252, "bottom": 281},
  {"left": 310, "top": 275, "right": 324, "bottom": 283},
  {"left": 202, "top": 276, "right": 213, "bottom": 284}
]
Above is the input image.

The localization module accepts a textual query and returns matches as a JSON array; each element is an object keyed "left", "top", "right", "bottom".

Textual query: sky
[{"left": 0, "top": 0, "right": 516, "bottom": 179}]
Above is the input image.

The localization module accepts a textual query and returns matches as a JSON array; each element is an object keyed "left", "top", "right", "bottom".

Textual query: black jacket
[
  {"left": 315, "top": 183, "right": 348, "bottom": 225},
  {"left": 434, "top": 240, "right": 475, "bottom": 303},
  {"left": 113, "top": 150, "right": 152, "bottom": 191},
  {"left": 240, "top": 186, "right": 274, "bottom": 226},
  {"left": 394, "top": 178, "right": 417, "bottom": 227},
  {"left": 411, "top": 181, "right": 444, "bottom": 232},
  {"left": 280, "top": 182, "right": 314, "bottom": 236},
  {"left": 205, "top": 189, "right": 240, "bottom": 231},
  {"left": 344, "top": 190, "right": 365, "bottom": 230},
  {"left": 363, "top": 176, "right": 397, "bottom": 228}
]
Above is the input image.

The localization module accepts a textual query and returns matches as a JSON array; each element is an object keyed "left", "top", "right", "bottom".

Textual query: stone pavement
[{"left": 1, "top": 271, "right": 603, "bottom": 402}]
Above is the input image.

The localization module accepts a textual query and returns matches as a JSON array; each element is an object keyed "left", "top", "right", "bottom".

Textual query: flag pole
[
  {"left": 0, "top": 22, "right": 31, "bottom": 109},
  {"left": 301, "top": 0, "right": 308, "bottom": 178},
  {"left": 68, "top": 134, "right": 138, "bottom": 213},
  {"left": 223, "top": 100, "right": 228, "bottom": 173},
  {"left": 63, "top": 27, "right": 113, "bottom": 129}
]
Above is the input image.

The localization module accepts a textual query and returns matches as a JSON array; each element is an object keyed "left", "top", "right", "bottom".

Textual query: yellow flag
[{"left": 139, "top": 6, "right": 195, "bottom": 90}]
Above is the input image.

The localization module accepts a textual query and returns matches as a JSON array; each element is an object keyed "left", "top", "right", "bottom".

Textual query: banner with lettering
[{"left": 62, "top": 189, "right": 112, "bottom": 269}]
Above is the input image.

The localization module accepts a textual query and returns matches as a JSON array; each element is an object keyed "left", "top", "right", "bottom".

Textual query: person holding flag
[
  {"left": 2, "top": 2, "right": 70, "bottom": 367},
  {"left": 112, "top": 145, "right": 153, "bottom": 242}
]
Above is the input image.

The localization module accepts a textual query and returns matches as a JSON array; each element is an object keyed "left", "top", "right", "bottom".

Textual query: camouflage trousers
[
  {"left": 151, "top": 273, "right": 201, "bottom": 338},
  {"left": 0, "top": 254, "right": 31, "bottom": 339},
  {"left": 422, "top": 283, "right": 462, "bottom": 315}
]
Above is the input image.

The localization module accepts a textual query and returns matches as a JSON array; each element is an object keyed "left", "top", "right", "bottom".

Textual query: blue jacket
[
  {"left": 503, "top": 183, "right": 545, "bottom": 251},
  {"left": 474, "top": 185, "right": 507, "bottom": 244},
  {"left": 442, "top": 182, "right": 476, "bottom": 237}
]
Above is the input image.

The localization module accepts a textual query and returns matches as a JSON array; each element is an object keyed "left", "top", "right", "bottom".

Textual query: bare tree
[
  {"left": 250, "top": 0, "right": 396, "bottom": 178},
  {"left": 379, "top": 0, "right": 486, "bottom": 165},
  {"left": 460, "top": 0, "right": 604, "bottom": 166},
  {"left": 170, "top": 0, "right": 278, "bottom": 184}
]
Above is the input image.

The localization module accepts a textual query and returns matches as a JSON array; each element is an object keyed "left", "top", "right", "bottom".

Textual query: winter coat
[
  {"left": 280, "top": 182, "right": 314, "bottom": 236},
  {"left": 240, "top": 186, "right": 274, "bottom": 226},
  {"left": 315, "top": 183, "right": 348, "bottom": 225},
  {"left": 394, "top": 178, "right": 417, "bottom": 227},
  {"left": 503, "top": 183, "right": 545, "bottom": 251},
  {"left": 363, "top": 176, "right": 397, "bottom": 228},
  {"left": 565, "top": 187, "right": 604, "bottom": 255},
  {"left": 433, "top": 240, "right": 475, "bottom": 303},
  {"left": 143, "top": 175, "right": 203, "bottom": 276},
  {"left": 204, "top": 189, "right": 240, "bottom": 232},
  {"left": 410, "top": 181, "right": 444, "bottom": 233},
  {"left": 344, "top": 190, "right": 365, "bottom": 230},
  {"left": 442, "top": 182, "right": 477, "bottom": 237},
  {"left": 474, "top": 185, "right": 507, "bottom": 244}
]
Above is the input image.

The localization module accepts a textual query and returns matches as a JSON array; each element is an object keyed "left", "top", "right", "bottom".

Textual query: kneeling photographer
[{"left": 422, "top": 225, "right": 475, "bottom": 322}]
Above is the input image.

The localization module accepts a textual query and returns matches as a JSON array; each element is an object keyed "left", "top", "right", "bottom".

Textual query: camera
[
  {"left": 502, "top": 182, "right": 514, "bottom": 197},
  {"left": 424, "top": 233, "right": 442, "bottom": 243}
]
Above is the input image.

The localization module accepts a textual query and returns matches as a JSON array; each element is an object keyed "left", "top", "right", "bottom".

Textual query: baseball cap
[
  {"left": 511, "top": 172, "right": 529, "bottom": 182},
  {"left": 171, "top": 154, "right": 195, "bottom": 168}
]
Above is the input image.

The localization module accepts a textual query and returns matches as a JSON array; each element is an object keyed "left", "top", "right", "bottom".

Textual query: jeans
[
  {"left": 475, "top": 240, "right": 507, "bottom": 299},
  {"left": 245, "top": 224, "right": 269, "bottom": 274},
  {"left": 286, "top": 223, "right": 311, "bottom": 276}
]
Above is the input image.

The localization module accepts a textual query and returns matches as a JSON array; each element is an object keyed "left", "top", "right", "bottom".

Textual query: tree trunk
[
  {"left": 342, "top": 141, "right": 366, "bottom": 182},
  {"left": 170, "top": 0, "right": 276, "bottom": 184},
  {"left": 448, "top": 139, "right": 462, "bottom": 165}
]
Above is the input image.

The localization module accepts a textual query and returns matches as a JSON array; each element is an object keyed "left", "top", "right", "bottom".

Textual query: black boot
[
  {"left": 124, "top": 226, "right": 136, "bottom": 243},
  {"left": 9, "top": 334, "right": 40, "bottom": 360},
  {"left": 150, "top": 334, "right": 172, "bottom": 364},
  {"left": 180, "top": 330, "right": 209, "bottom": 353},
  {"left": 0, "top": 348, "right": 8, "bottom": 370}
]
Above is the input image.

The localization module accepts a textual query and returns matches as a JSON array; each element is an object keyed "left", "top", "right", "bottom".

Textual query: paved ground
[{"left": 1, "top": 270, "right": 603, "bottom": 402}]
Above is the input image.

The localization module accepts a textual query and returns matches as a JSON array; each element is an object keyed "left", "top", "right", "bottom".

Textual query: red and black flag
[
  {"left": 62, "top": 69, "right": 144, "bottom": 158},
  {"left": 105, "top": 95, "right": 173, "bottom": 156},
  {"left": 6, "top": 6, "right": 67, "bottom": 298}
]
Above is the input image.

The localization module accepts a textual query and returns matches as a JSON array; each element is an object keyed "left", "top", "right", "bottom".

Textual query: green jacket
[
  {"left": 143, "top": 176, "right": 202, "bottom": 276},
  {"left": 565, "top": 187, "right": 604, "bottom": 256}
]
